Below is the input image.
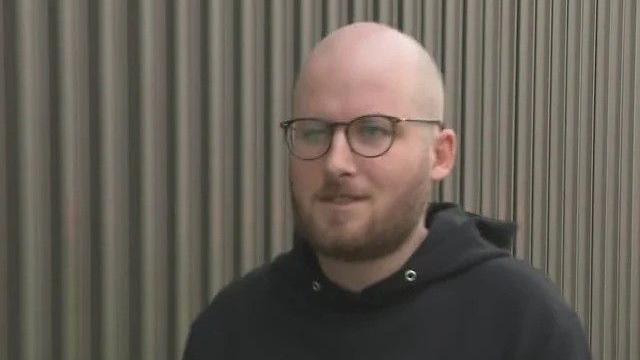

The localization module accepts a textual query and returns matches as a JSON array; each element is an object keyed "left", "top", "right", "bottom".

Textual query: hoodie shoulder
[
  {"left": 466, "top": 256, "right": 591, "bottom": 359},
  {"left": 196, "top": 262, "right": 272, "bottom": 320},
  {"left": 468, "top": 255, "right": 577, "bottom": 317},
  {"left": 477, "top": 257, "right": 561, "bottom": 297},
  {"left": 182, "top": 263, "right": 272, "bottom": 359}
]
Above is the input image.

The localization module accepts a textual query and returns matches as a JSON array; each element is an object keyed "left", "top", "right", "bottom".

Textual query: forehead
[{"left": 294, "top": 55, "right": 419, "bottom": 121}]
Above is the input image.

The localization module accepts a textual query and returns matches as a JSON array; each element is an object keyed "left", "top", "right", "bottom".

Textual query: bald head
[{"left": 294, "top": 22, "right": 444, "bottom": 121}]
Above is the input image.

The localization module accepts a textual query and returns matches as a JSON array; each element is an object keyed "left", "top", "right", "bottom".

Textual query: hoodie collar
[{"left": 272, "top": 202, "right": 515, "bottom": 311}]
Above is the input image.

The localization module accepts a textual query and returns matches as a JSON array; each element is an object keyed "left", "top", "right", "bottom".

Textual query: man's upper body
[
  {"left": 183, "top": 203, "right": 590, "bottom": 359},
  {"left": 183, "top": 22, "right": 591, "bottom": 359}
]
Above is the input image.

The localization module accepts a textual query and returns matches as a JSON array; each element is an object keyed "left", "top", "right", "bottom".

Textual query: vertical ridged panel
[
  {"left": 480, "top": 0, "right": 499, "bottom": 217},
  {"left": 268, "top": 0, "right": 295, "bottom": 259},
  {"left": 351, "top": 0, "right": 375, "bottom": 21},
  {"left": 514, "top": 0, "right": 535, "bottom": 262},
  {"left": 461, "top": 0, "right": 483, "bottom": 212},
  {"left": 567, "top": 0, "right": 597, "bottom": 334},
  {"left": 630, "top": 4, "right": 640, "bottom": 360},
  {"left": 3, "top": 2, "right": 19, "bottom": 358},
  {"left": 592, "top": 0, "right": 619, "bottom": 357},
  {"left": 563, "top": 0, "right": 580, "bottom": 311},
  {"left": 546, "top": 2, "right": 567, "bottom": 288},
  {"left": 326, "top": 0, "right": 349, "bottom": 33},
  {"left": 422, "top": 0, "right": 442, "bottom": 57},
  {"left": 616, "top": 1, "right": 633, "bottom": 358},
  {"left": 530, "top": 0, "right": 551, "bottom": 272},
  {"left": 617, "top": 3, "right": 636, "bottom": 359},
  {"left": 16, "top": 1, "right": 52, "bottom": 359},
  {"left": 208, "top": 0, "right": 237, "bottom": 296},
  {"left": 139, "top": 0, "right": 168, "bottom": 359},
  {"left": 441, "top": 0, "right": 462, "bottom": 204},
  {"left": 400, "top": 0, "right": 422, "bottom": 39},
  {"left": 1, "top": 1, "right": 639, "bottom": 359},
  {"left": 496, "top": 0, "right": 516, "bottom": 222},
  {"left": 0, "top": 0, "right": 8, "bottom": 358},
  {"left": 239, "top": 0, "right": 265, "bottom": 275},
  {"left": 174, "top": 0, "right": 202, "bottom": 358},
  {"left": 376, "top": 0, "right": 399, "bottom": 27},
  {"left": 546, "top": 0, "right": 568, "bottom": 286},
  {"left": 59, "top": 0, "right": 91, "bottom": 359},
  {"left": 99, "top": 0, "right": 130, "bottom": 358},
  {"left": 298, "top": 0, "right": 323, "bottom": 63},
  {"left": 630, "top": 3, "right": 640, "bottom": 357},
  {"left": 421, "top": 0, "right": 441, "bottom": 209}
]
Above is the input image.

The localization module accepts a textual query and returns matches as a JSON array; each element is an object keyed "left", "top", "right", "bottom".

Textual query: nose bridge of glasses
[
  {"left": 328, "top": 122, "right": 353, "bottom": 151},
  {"left": 323, "top": 123, "right": 359, "bottom": 170},
  {"left": 329, "top": 121, "right": 350, "bottom": 137}
]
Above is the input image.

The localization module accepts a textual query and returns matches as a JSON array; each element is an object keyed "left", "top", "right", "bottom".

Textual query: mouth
[{"left": 318, "top": 194, "right": 368, "bottom": 205}]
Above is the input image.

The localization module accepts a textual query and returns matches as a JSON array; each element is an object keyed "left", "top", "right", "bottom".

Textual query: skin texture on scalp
[
  {"left": 294, "top": 23, "right": 444, "bottom": 123},
  {"left": 289, "top": 22, "right": 455, "bottom": 292}
]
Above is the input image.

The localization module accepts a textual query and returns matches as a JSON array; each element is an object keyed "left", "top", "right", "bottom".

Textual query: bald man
[{"left": 183, "top": 23, "right": 590, "bottom": 360}]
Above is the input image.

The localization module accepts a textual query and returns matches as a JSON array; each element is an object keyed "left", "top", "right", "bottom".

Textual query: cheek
[
  {"left": 368, "top": 150, "right": 429, "bottom": 195},
  {"left": 290, "top": 161, "right": 323, "bottom": 197}
]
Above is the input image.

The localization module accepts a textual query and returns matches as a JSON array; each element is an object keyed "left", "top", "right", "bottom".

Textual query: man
[{"left": 183, "top": 22, "right": 590, "bottom": 359}]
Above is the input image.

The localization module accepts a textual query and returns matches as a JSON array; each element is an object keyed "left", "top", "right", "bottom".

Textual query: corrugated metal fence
[{"left": 1, "top": 0, "right": 638, "bottom": 359}]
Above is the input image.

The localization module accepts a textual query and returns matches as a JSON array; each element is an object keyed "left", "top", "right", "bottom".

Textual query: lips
[{"left": 318, "top": 194, "right": 368, "bottom": 204}]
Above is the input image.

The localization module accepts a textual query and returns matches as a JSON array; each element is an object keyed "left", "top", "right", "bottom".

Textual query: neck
[{"left": 316, "top": 221, "right": 428, "bottom": 293}]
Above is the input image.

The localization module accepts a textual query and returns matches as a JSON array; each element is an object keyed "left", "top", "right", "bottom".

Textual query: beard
[{"left": 291, "top": 171, "right": 432, "bottom": 262}]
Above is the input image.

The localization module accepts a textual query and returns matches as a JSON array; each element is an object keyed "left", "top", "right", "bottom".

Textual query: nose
[{"left": 324, "top": 128, "right": 357, "bottom": 177}]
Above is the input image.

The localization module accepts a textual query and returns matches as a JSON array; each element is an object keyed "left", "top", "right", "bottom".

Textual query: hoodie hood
[{"left": 271, "top": 202, "right": 516, "bottom": 311}]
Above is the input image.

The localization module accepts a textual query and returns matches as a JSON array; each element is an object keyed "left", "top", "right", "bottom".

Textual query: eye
[
  {"left": 359, "top": 124, "right": 389, "bottom": 137},
  {"left": 353, "top": 117, "right": 393, "bottom": 140},
  {"left": 292, "top": 120, "right": 330, "bottom": 144},
  {"left": 300, "top": 128, "right": 329, "bottom": 142}
]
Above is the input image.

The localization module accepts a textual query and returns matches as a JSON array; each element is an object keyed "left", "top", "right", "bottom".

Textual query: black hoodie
[{"left": 183, "top": 203, "right": 591, "bottom": 359}]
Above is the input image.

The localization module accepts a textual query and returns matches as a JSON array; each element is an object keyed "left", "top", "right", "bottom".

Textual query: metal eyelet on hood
[
  {"left": 405, "top": 269, "right": 417, "bottom": 282},
  {"left": 312, "top": 280, "right": 322, "bottom": 292}
]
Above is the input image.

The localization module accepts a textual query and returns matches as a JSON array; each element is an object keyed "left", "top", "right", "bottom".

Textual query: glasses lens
[
  {"left": 349, "top": 116, "right": 394, "bottom": 157},
  {"left": 288, "top": 119, "right": 332, "bottom": 159}
]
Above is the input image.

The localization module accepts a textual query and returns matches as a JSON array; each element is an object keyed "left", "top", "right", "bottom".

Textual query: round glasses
[{"left": 280, "top": 114, "right": 443, "bottom": 160}]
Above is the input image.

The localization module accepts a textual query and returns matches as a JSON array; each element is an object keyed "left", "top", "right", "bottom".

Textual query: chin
[
  {"left": 309, "top": 226, "right": 378, "bottom": 261},
  {"left": 313, "top": 219, "right": 357, "bottom": 238},
  {"left": 320, "top": 217, "right": 366, "bottom": 238}
]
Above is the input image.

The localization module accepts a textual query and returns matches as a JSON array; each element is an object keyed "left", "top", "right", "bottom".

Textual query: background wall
[{"left": 1, "top": 0, "right": 638, "bottom": 359}]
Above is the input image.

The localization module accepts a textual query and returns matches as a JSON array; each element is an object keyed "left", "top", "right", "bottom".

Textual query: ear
[{"left": 429, "top": 128, "right": 457, "bottom": 181}]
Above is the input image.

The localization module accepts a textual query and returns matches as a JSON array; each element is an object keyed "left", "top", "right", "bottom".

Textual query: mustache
[{"left": 315, "top": 180, "right": 369, "bottom": 200}]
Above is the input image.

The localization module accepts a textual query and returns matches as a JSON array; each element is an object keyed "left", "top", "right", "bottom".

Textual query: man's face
[{"left": 290, "top": 54, "right": 437, "bottom": 262}]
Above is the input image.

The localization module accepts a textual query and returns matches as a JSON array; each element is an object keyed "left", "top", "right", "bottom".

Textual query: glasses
[{"left": 280, "top": 114, "right": 443, "bottom": 160}]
